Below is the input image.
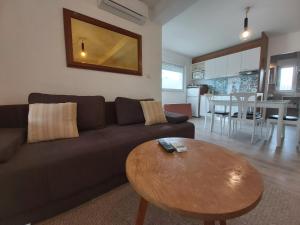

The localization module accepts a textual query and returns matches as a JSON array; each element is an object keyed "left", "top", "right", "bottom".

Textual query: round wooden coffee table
[{"left": 126, "top": 138, "right": 263, "bottom": 225}]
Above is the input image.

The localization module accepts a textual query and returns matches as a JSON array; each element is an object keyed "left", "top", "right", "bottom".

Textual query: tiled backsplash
[{"left": 195, "top": 74, "right": 258, "bottom": 94}]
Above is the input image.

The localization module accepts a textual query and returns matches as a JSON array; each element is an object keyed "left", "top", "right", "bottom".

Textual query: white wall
[
  {"left": 266, "top": 30, "right": 300, "bottom": 92},
  {"left": 268, "top": 30, "right": 300, "bottom": 57},
  {"left": 0, "top": 0, "right": 162, "bottom": 104},
  {"left": 162, "top": 49, "right": 192, "bottom": 105}
]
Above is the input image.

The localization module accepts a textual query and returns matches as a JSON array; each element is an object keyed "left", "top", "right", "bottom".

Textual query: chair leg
[
  {"left": 297, "top": 123, "right": 300, "bottom": 148},
  {"left": 204, "top": 115, "right": 207, "bottom": 129},
  {"left": 229, "top": 119, "right": 233, "bottom": 137},
  {"left": 223, "top": 117, "right": 227, "bottom": 135},
  {"left": 265, "top": 121, "right": 270, "bottom": 140},
  {"left": 270, "top": 124, "right": 275, "bottom": 140},
  {"left": 281, "top": 125, "right": 285, "bottom": 139},
  {"left": 234, "top": 120, "right": 236, "bottom": 133},
  {"left": 251, "top": 122, "right": 256, "bottom": 144},
  {"left": 220, "top": 118, "right": 223, "bottom": 135}
]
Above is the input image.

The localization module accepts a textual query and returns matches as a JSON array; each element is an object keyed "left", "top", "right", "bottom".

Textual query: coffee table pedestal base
[
  {"left": 135, "top": 197, "right": 148, "bottom": 225},
  {"left": 204, "top": 221, "right": 227, "bottom": 225},
  {"left": 135, "top": 198, "right": 227, "bottom": 225}
]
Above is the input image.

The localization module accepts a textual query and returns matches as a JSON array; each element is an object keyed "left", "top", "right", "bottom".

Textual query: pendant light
[
  {"left": 80, "top": 40, "right": 87, "bottom": 58},
  {"left": 240, "top": 7, "right": 251, "bottom": 41}
]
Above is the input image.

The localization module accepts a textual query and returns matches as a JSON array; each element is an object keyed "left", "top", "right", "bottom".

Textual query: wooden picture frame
[{"left": 63, "top": 8, "right": 143, "bottom": 76}]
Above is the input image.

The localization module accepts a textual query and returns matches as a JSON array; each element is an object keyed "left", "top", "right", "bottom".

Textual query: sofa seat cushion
[
  {"left": 0, "top": 128, "right": 25, "bottom": 163},
  {"left": 0, "top": 135, "right": 114, "bottom": 219},
  {"left": 84, "top": 125, "right": 154, "bottom": 176},
  {"left": 28, "top": 93, "right": 105, "bottom": 131},
  {"left": 0, "top": 122, "right": 195, "bottom": 222},
  {"left": 91, "top": 123, "right": 195, "bottom": 176},
  {"left": 0, "top": 125, "right": 152, "bottom": 219}
]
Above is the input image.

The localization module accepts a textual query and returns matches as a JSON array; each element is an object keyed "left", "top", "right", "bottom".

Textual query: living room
[{"left": 0, "top": 0, "right": 299, "bottom": 225}]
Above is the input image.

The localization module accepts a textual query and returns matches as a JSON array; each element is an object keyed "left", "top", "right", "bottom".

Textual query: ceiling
[
  {"left": 140, "top": 0, "right": 160, "bottom": 9},
  {"left": 161, "top": 0, "right": 300, "bottom": 57},
  {"left": 140, "top": 0, "right": 198, "bottom": 24}
]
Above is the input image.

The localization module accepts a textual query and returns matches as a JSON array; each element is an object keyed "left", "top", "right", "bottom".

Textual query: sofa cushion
[
  {"left": 0, "top": 121, "right": 195, "bottom": 222},
  {"left": 165, "top": 111, "right": 189, "bottom": 124},
  {"left": 0, "top": 134, "right": 115, "bottom": 219},
  {"left": 28, "top": 93, "right": 105, "bottom": 131},
  {"left": 0, "top": 128, "right": 25, "bottom": 163},
  {"left": 115, "top": 97, "right": 146, "bottom": 125},
  {"left": 27, "top": 103, "right": 79, "bottom": 143},
  {"left": 140, "top": 101, "right": 167, "bottom": 125}
]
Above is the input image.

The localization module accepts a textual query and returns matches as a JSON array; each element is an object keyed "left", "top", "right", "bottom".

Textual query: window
[
  {"left": 278, "top": 67, "right": 295, "bottom": 91},
  {"left": 162, "top": 63, "right": 184, "bottom": 90}
]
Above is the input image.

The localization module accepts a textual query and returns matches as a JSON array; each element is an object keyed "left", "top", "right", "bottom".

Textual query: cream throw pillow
[
  {"left": 140, "top": 101, "right": 167, "bottom": 125},
  {"left": 27, "top": 103, "right": 79, "bottom": 143}
]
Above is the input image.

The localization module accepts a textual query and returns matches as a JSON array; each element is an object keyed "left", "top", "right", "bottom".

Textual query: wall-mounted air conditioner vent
[{"left": 98, "top": 0, "right": 149, "bottom": 25}]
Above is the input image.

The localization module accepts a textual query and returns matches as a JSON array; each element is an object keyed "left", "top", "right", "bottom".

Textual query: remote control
[{"left": 158, "top": 139, "right": 176, "bottom": 153}]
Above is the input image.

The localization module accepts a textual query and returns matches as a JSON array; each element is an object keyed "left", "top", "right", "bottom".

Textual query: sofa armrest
[{"left": 165, "top": 111, "right": 189, "bottom": 124}]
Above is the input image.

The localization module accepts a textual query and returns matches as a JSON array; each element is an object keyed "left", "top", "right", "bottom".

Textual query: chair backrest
[
  {"left": 204, "top": 94, "right": 214, "bottom": 113},
  {"left": 257, "top": 93, "right": 264, "bottom": 101},
  {"left": 205, "top": 94, "right": 228, "bottom": 113},
  {"left": 229, "top": 93, "right": 258, "bottom": 121}
]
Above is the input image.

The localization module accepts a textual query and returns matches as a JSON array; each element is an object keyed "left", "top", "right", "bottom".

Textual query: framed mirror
[{"left": 63, "top": 8, "right": 142, "bottom": 76}]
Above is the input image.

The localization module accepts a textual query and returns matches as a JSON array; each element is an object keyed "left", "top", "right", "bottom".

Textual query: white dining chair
[
  {"left": 266, "top": 99, "right": 300, "bottom": 147},
  {"left": 204, "top": 94, "right": 229, "bottom": 134},
  {"left": 229, "top": 93, "right": 264, "bottom": 144}
]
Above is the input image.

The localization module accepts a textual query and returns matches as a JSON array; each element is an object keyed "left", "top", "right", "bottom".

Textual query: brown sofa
[{"left": 0, "top": 94, "right": 194, "bottom": 225}]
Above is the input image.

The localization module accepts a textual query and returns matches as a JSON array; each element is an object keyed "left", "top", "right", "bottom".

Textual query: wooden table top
[{"left": 126, "top": 138, "right": 263, "bottom": 221}]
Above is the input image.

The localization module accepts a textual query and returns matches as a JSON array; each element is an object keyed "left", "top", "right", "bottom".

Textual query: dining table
[{"left": 209, "top": 99, "right": 290, "bottom": 148}]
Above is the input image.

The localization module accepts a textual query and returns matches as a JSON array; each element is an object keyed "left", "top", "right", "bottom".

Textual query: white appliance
[
  {"left": 98, "top": 0, "right": 149, "bottom": 25},
  {"left": 187, "top": 87, "right": 200, "bottom": 117}
]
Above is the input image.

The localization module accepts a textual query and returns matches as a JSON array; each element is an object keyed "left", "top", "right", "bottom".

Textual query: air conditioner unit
[{"left": 98, "top": 0, "right": 149, "bottom": 25}]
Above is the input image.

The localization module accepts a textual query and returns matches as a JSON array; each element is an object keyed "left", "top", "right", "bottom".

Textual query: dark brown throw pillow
[
  {"left": 28, "top": 93, "right": 105, "bottom": 131},
  {"left": 115, "top": 97, "right": 152, "bottom": 125},
  {"left": 0, "top": 128, "right": 25, "bottom": 163}
]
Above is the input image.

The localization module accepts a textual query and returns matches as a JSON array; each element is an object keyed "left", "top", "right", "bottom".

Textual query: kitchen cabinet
[
  {"left": 205, "top": 59, "right": 216, "bottom": 79},
  {"left": 201, "top": 47, "right": 261, "bottom": 79},
  {"left": 214, "top": 56, "right": 228, "bottom": 78},
  {"left": 241, "top": 47, "right": 260, "bottom": 71},
  {"left": 205, "top": 56, "right": 227, "bottom": 79},
  {"left": 227, "top": 52, "right": 242, "bottom": 76}
]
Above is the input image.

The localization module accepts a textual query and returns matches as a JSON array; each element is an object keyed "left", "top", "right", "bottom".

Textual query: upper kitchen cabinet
[
  {"left": 205, "top": 59, "right": 216, "bottom": 79},
  {"left": 227, "top": 52, "right": 242, "bottom": 76},
  {"left": 241, "top": 47, "right": 261, "bottom": 71},
  {"left": 202, "top": 47, "right": 261, "bottom": 79},
  {"left": 214, "top": 56, "right": 228, "bottom": 77},
  {"left": 205, "top": 56, "right": 227, "bottom": 79}
]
